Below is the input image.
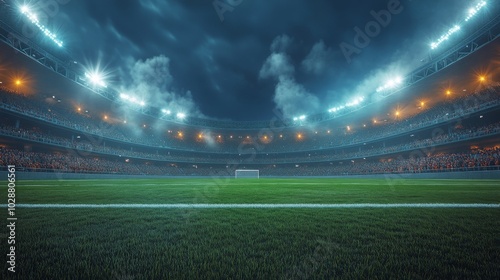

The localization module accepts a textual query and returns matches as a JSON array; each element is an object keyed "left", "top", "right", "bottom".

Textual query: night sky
[{"left": 2, "top": 0, "right": 498, "bottom": 121}]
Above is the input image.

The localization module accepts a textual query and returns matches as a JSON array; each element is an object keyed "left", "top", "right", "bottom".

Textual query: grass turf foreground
[{"left": 1, "top": 178, "right": 499, "bottom": 279}]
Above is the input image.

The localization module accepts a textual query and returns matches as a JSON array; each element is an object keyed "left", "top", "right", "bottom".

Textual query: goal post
[{"left": 235, "top": 169, "right": 259, "bottom": 179}]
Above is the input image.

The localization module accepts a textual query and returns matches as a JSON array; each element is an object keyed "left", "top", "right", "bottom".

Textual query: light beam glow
[
  {"left": 376, "top": 76, "right": 403, "bottom": 92},
  {"left": 120, "top": 93, "right": 145, "bottom": 106},
  {"left": 176, "top": 112, "right": 186, "bottom": 120},
  {"left": 85, "top": 72, "right": 107, "bottom": 88}
]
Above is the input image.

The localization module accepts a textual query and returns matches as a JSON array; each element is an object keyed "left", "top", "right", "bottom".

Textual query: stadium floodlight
[
  {"left": 85, "top": 72, "right": 107, "bottom": 88},
  {"left": 430, "top": 1, "right": 487, "bottom": 50},
  {"left": 376, "top": 76, "right": 403, "bottom": 92},
  {"left": 465, "top": 1, "right": 487, "bottom": 22},
  {"left": 430, "top": 25, "right": 461, "bottom": 50},
  {"left": 20, "top": 5, "right": 63, "bottom": 47},
  {"left": 346, "top": 96, "right": 364, "bottom": 107},
  {"left": 329, "top": 105, "right": 345, "bottom": 113},
  {"left": 176, "top": 112, "right": 186, "bottom": 120},
  {"left": 161, "top": 109, "right": 171, "bottom": 115},
  {"left": 293, "top": 115, "right": 307, "bottom": 122}
]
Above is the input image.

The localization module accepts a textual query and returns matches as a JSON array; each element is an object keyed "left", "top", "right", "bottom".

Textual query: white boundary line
[
  {"left": 20, "top": 182, "right": 500, "bottom": 187},
  {"left": 2, "top": 203, "right": 499, "bottom": 208}
]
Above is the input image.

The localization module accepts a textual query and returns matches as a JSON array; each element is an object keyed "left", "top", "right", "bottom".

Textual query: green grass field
[{"left": 1, "top": 178, "right": 499, "bottom": 279}]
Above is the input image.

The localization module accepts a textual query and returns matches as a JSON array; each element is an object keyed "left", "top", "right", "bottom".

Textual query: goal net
[{"left": 235, "top": 169, "right": 259, "bottom": 179}]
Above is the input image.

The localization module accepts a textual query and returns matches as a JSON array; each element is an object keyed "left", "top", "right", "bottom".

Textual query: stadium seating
[{"left": 1, "top": 84, "right": 499, "bottom": 176}]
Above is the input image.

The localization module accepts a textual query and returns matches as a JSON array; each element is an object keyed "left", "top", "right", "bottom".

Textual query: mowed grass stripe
[
  {"left": 6, "top": 178, "right": 500, "bottom": 205},
  {"left": 3, "top": 203, "right": 499, "bottom": 208},
  {"left": 19, "top": 181, "right": 500, "bottom": 187}
]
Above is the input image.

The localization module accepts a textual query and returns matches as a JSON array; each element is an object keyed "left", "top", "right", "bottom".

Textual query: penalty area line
[{"left": 1, "top": 203, "right": 499, "bottom": 209}]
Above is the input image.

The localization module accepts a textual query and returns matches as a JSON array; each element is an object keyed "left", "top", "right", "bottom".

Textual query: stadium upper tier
[
  {"left": 0, "top": 117, "right": 498, "bottom": 165},
  {"left": 1, "top": 84, "right": 499, "bottom": 159}
]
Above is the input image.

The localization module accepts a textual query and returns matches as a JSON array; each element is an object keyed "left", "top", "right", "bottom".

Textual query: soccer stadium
[{"left": 0, "top": 0, "right": 499, "bottom": 279}]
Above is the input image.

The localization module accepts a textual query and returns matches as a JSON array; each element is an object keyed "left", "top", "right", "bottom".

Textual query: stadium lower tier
[
  {"left": 1, "top": 146, "right": 499, "bottom": 176},
  {"left": 0, "top": 119, "right": 499, "bottom": 164}
]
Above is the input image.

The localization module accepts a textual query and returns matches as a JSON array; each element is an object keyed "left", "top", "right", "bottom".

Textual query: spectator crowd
[{"left": 0, "top": 146, "right": 499, "bottom": 176}]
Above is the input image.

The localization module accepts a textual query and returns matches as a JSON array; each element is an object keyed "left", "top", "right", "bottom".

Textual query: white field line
[
  {"left": 21, "top": 182, "right": 500, "bottom": 187},
  {"left": 2, "top": 203, "right": 499, "bottom": 209}
]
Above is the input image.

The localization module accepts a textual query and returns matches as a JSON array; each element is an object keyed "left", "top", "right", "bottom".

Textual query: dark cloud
[
  {"left": 302, "top": 40, "right": 334, "bottom": 75},
  {"left": 259, "top": 35, "right": 320, "bottom": 118},
  {"left": 259, "top": 53, "right": 295, "bottom": 80},
  {"left": 270, "top": 34, "right": 293, "bottom": 53}
]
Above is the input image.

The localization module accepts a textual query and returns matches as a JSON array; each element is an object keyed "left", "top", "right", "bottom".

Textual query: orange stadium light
[{"left": 14, "top": 79, "right": 22, "bottom": 93}]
